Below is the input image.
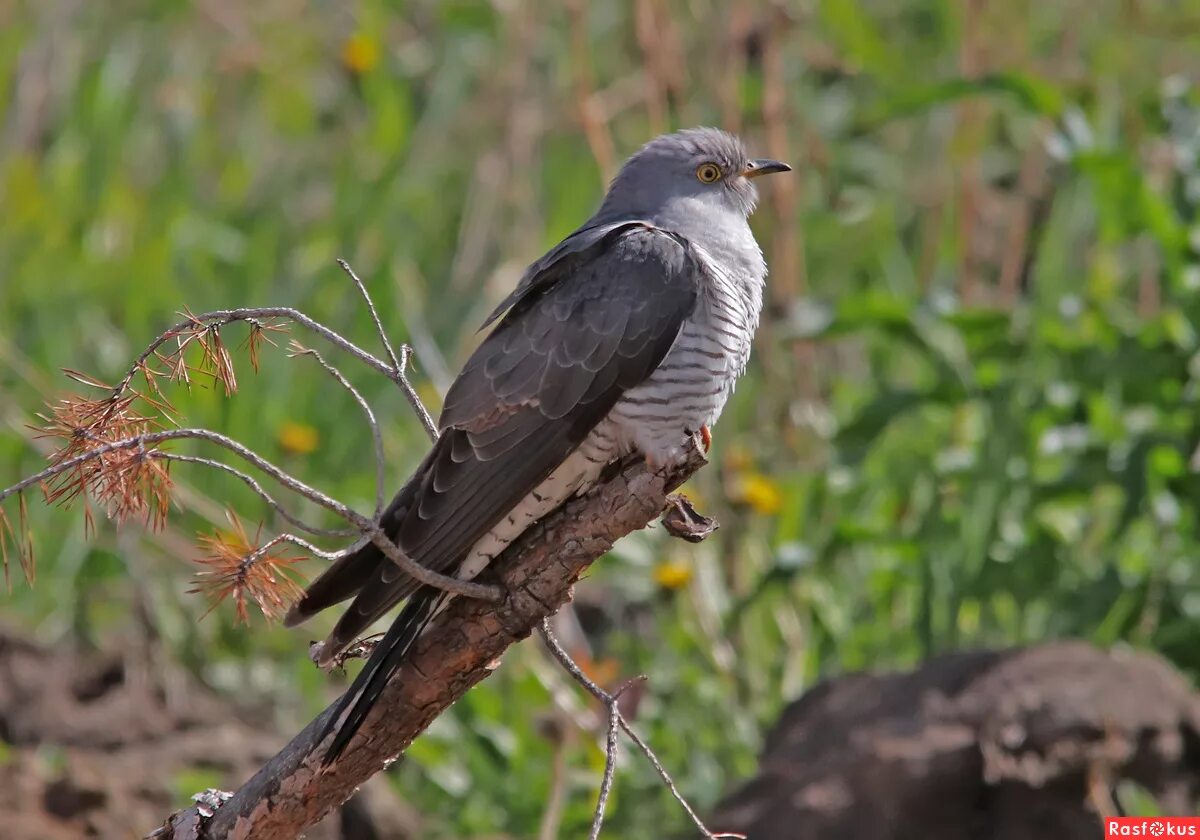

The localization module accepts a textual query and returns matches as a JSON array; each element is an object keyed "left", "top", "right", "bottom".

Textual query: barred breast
[{"left": 606, "top": 249, "right": 763, "bottom": 464}]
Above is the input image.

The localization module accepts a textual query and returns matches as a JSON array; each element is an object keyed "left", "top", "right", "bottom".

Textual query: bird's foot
[{"left": 643, "top": 427, "right": 712, "bottom": 471}]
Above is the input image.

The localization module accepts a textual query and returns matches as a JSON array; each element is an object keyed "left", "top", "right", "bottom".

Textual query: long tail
[{"left": 319, "top": 585, "right": 451, "bottom": 765}]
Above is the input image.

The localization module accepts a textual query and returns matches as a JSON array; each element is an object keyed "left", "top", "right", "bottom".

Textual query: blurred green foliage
[{"left": 2, "top": 0, "right": 1200, "bottom": 836}]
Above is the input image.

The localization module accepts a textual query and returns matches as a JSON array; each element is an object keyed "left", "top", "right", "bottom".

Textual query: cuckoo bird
[{"left": 285, "top": 128, "right": 790, "bottom": 763}]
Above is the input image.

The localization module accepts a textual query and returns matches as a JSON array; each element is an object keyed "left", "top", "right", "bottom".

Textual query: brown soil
[{"left": 0, "top": 629, "right": 419, "bottom": 839}]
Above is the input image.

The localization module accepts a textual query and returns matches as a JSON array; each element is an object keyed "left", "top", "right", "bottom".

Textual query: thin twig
[
  {"left": 108, "top": 279, "right": 437, "bottom": 443},
  {"left": 612, "top": 712, "right": 744, "bottom": 839},
  {"left": 269, "top": 532, "right": 353, "bottom": 562},
  {"left": 337, "top": 259, "right": 403, "bottom": 379},
  {"left": 1, "top": 428, "right": 502, "bottom": 602},
  {"left": 153, "top": 454, "right": 357, "bottom": 538},
  {"left": 2, "top": 428, "right": 353, "bottom": 519},
  {"left": 538, "top": 619, "right": 745, "bottom": 840},
  {"left": 368, "top": 528, "right": 502, "bottom": 601},
  {"left": 336, "top": 258, "right": 437, "bottom": 442},
  {"left": 589, "top": 686, "right": 623, "bottom": 840},
  {"left": 287, "top": 342, "right": 386, "bottom": 518},
  {"left": 397, "top": 343, "right": 439, "bottom": 443}
]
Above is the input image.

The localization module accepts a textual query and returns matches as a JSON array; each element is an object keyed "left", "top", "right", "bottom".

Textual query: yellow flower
[
  {"left": 278, "top": 421, "right": 319, "bottom": 455},
  {"left": 653, "top": 560, "right": 693, "bottom": 591},
  {"left": 731, "top": 472, "right": 782, "bottom": 515},
  {"left": 341, "top": 34, "right": 380, "bottom": 75}
]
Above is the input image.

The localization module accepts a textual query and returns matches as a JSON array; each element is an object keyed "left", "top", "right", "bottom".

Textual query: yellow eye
[{"left": 695, "top": 163, "right": 722, "bottom": 183}]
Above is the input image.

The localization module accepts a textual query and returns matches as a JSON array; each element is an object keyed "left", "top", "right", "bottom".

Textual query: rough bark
[
  {"left": 159, "top": 448, "right": 706, "bottom": 840},
  {"left": 709, "top": 642, "right": 1200, "bottom": 840}
]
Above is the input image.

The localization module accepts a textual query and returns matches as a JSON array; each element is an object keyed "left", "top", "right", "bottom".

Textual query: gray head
[{"left": 597, "top": 127, "right": 790, "bottom": 224}]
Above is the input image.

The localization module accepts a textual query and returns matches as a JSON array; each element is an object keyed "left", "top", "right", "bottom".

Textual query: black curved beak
[{"left": 743, "top": 158, "right": 792, "bottom": 179}]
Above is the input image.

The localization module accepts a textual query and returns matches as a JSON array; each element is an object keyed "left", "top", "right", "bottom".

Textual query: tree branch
[
  {"left": 336, "top": 258, "right": 438, "bottom": 442},
  {"left": 157, "top": 446, "right": 708, "bottom": 840},
  {"left": 538, "top": 619, "right": 745, "bottom": 840}
]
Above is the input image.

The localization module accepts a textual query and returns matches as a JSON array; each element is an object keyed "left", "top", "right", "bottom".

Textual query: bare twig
[
  {"left": 589, "top": 681, "right": 626, "bottom": 840},
  {"left": 397, "top": 344, "right": 439, "bottom": 443},
  {"left": 2, "top": 426, "right": 502, "bottom": 602},
  {"left": 539, "top": 619, "right": 745, "bottom": 840},
  {"left": 337, "top": 258, "right": 403, "bottom": 378},
  {"left": 153, "top": 454, "right": 357, "bottom": 538},
  {"left": 2, "top": 428, "right": 349, "bottom": 516},
  {"left": 336, "top": 259, "right": 438, "bottom": 442},
  {"left": 98, "top": 264, "right": 437, "bottom": 446},
  {"left": 368, "top": 527, "right": 502, "bottom": 601},
  {"left": 287, "top": 341, "right": 387, "bottom": 518},
  {"left": 248, "top": 531, "right": 353, "bottom": 563}
]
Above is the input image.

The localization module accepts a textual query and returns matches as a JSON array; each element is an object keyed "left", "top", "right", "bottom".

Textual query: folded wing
[{"left": 286, "top": 222, "right": 702, "bottom": 660}]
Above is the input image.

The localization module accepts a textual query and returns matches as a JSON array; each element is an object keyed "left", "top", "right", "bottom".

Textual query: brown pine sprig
[
  {"left": 124, "top": 308, "right": 285, "bottom": 402},
  {"left": 92, "top": 443, "right": 174, "bottom": 530},
  {"left": 34, "top": 392, "right": 173, "bottom": 529},
  {"left": 170, "top": 309, "right": 243, "bottom": 397},
  {"left": 239, "top": 319, "right": 280, "bottom": 374},
  {"left": 190, "top": 511, "right": 306, "bottom": 623},
  {"left": 0, "top": 497, "right": 35, "bottom": 590},
  {"left": 26, "top": 311, "right": 288, "bottom": 533},
  {"left": 192, "top": 322, "right": 238, "bottom": 396}
]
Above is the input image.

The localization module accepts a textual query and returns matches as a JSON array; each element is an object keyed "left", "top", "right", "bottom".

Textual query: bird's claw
[{"left": 643, "top": 426, "right": 712, "bottom": 471}]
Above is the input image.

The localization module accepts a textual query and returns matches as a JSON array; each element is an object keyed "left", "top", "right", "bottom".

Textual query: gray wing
[{"left": 287, "top": 222, "right": 701, "bottom": 656}]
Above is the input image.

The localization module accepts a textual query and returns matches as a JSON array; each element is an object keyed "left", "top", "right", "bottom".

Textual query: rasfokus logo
[{"left": 1108, "top": 818, "right": 1200, "bottom": 837}]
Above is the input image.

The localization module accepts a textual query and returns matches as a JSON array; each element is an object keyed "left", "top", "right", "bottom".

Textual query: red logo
[{"left": 1108, "top": 819, "right": 1200, "bottom": 837}]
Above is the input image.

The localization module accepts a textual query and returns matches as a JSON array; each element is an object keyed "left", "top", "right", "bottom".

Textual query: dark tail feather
[
  {"left": 285, "top": 469, "right": 426, "bottom": 629},
  {"left": 319, "top": 585, "right": 449, "bottom": 765},
  {"left": 283, "top": 542, "right": 383, "bottom": 627}
]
